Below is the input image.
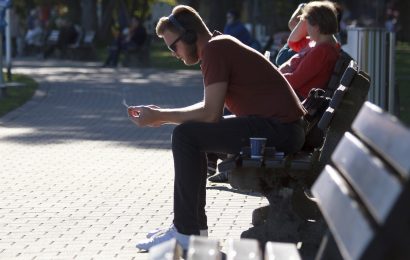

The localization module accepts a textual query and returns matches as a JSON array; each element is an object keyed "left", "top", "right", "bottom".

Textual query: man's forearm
[{"left": 157, "top": 101, "right": 221, "bottom": 124}]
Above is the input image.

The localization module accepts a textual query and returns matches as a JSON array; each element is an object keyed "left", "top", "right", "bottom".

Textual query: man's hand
[{"left": 127, "top": 105, "right": 162, "bottom": 127}]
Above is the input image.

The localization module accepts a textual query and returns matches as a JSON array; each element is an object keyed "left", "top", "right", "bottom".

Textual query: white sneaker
[
  {"left": 147, "top": 226, "right": 208, "bottom": 239},
  {"left": 136, "top": 224, "right": 190, "bottom": 251}
]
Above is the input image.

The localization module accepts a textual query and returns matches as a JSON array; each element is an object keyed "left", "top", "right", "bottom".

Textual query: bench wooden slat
[
  {"left": 317, "top": 82, "right": 349, "bottom": 131},
  {"left": 331, "top": 132, "right": 402, "bottom": 224},
  {"left": 187, "top": 236, "right": 221, "bottom": 260},
  {"left": 83, "top": 31, "right": 95, "bottom": 45},
  {"left": 312, "top": 165, "right": 374, "bottom": 260},
  {"left": 226, "top": 238, "right": 262, "bottom": 260},
  {"left": 352, "top": 102, "right": 410, "bottom": 179},
  {"left": 325, "top": 50, "right": 352, "bottom": 95},
  {"left": 47, "top": 30, "right": 60, "bottom": 44},
  {"left": 148, "top": 238, "right": 183, "bottom": 260},
  {"left": 339, "top": 61, "right": 358, "bottom": 87},
  {"left": 317, "top": 107, "right": 334, "bottom": 131},
  {"left": 264, "top": 241, "right": 301, "bottom": 260},
  {"left": 328, "top": 85, "right": 348, "bottom": 109},
  {"left": 317, "top": 68, "right": 371, "bottom": 167},
  {"left": 324, "top": 51, "right": 352, "bottom": 97}
]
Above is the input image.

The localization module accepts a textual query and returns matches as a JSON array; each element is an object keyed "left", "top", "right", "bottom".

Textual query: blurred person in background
[
  {"left": 224, "top": 9, "right": 261, "bottom": 52},
  {"left": 103, "top": 16, "right": 147, "bottom": 67}
]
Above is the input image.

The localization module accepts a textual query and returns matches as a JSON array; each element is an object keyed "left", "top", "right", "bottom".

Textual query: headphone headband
[
  {"left": 168, "top": 14, "right": 186, "bottom": 32},
  {"left": 167, "top": 13, "right": 197, "bottom": 45}
]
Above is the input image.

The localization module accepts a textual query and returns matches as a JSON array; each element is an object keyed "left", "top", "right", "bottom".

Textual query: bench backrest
[
  {"left": 82, "top": 31, "right": 95, "bottom": 46},
  {"left": 312, "top": 102, "right": 410, "bottom": 260},
  {"left": 324, "top": 50, "right": 353, "bottom": 97},
  {"left": 317, "top": 60, "right": 358, "bottom": 131},
  {"left": 316, "top": 61, "right": 370, "bottom": 168},
  {"left": 302, "top": 51, "right": 353, "bottom": 150},
  {"left": 47, "top": 30, "right": 60, "bottom": 44}
]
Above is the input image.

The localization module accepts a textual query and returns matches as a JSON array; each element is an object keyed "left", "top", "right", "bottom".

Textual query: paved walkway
[{"left": 0, "top": 59, "right": 267, "bottom": 259}]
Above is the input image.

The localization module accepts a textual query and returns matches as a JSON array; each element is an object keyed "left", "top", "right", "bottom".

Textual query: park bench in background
[
  {"left": 217, "top": 60, "right": 370, "bottom": 258},
  {"left": 0, "top": 82, "right": 26, "bottom": 98},
  {"left": 45, "top": 30, "right": 60, "bottom": 47},
  {"left": 42, "top": 30, "right": 60, "bottom": 58},
  {"left": 148, "top": 101, "right": 409, "bottom": 260},
  {"left": 67, "top": 30, "right": 97, "bottom": 61},
  {"left": 66, "top": 25, "right": 84, "bottom": 59}
]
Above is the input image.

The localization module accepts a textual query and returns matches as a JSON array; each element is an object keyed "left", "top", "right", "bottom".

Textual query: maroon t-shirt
[{"left": 200, "top": 31, "right": 306, "bottom": 123}]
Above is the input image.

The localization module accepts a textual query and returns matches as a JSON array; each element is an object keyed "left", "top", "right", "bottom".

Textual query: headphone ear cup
[{"left": 182, "top": 31, "right": 197, "bottom": 44}]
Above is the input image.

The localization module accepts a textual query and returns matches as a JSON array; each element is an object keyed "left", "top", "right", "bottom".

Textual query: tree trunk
[
  {"left": 398, "top": 0, "right": 409, "bottom": 41},
  {"left": 207, "top": 0, "right": 243, "bottom": 32},
  {"left": 81, "top": 0, "right": 97, "bottom": 32},
  {"left": 99, "top": 0, "right": 117, "bottom": 42},
  {"left": 141, "top": 0, "right": 149, "bottom": 21},
  {"left": 65, "top": 0, "right": 81, "bottom": 25}
]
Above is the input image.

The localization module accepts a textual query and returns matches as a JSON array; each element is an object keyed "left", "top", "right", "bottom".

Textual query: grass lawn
[
  {"left": 0, "top": 74, "right": 38, "bottom": 117},
  {"left": 396, "top": 42, "right": 410, "bottom": 126}
]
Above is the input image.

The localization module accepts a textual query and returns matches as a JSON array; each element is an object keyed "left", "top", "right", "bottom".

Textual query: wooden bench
[
  {"left": 68, "top": 30, "right": 97, "bottom": 61},
  {"left": 224, "top": 60, "right": 369, "bottom": 193},
  {"left": 302, "top": 49, "right": 352, "bottom": 150},
  {"left": 42, "top": 30, "right": 60, "bottom": 58},
  {"left": 148, "top": 236, "right": 278, "bottom": 260},
  {"left": 312, "top": 101, "right": 410, "bottom": 260},
  {"left": 149, "top": 102, "right": 409, "bottom": 260},
  {"left": 218, "top": 61, "right": 370, "bottom": 258}
]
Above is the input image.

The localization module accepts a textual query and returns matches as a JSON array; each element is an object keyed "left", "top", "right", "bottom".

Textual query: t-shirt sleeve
[
  {"left": 288, "top": 37, "right": 309, "bottom": 52},
  {"left": 201, "top": 41, "right": 230, "bottom": 87}
]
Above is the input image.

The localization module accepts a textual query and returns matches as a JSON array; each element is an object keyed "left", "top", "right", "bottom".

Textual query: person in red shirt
[{"left": 279, "top": 1, "right": 340, "bottom": 99}]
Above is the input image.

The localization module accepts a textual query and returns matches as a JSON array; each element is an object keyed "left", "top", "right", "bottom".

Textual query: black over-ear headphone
[{"left": 168, "top": 14, "right": 197, "bottom": 45}]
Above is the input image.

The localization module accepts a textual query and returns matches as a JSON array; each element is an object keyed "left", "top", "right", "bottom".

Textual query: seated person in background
[
  {"left": 103, "top": 16, "right": 147, "bottom": 67},
  {"left": 279, "top": 0, "right": 340, "bottom": 100},
  {"left": 43, "top": 18, "right": 78, "bottom": 59},
  {"left": 127, "top": 16, "right": 147, "bottom": 49}
]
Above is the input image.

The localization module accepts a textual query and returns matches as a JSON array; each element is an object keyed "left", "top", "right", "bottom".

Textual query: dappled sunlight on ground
[{"left": 3, "top": 60, "right": 203, "bottom": 149}]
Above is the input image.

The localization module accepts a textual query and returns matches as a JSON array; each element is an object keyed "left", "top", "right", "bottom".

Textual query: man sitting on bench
[{"left": 126, "top": 5, "right": 307, "bottom": 251}]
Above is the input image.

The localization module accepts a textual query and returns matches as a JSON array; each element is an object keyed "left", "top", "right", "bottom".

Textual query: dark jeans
[{"left": 171, "top": 116, "right": 306, "bottom": 235}]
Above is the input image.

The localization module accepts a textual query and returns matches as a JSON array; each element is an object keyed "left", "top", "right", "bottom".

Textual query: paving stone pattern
[{"left": 0, "top": 60, "right": 267, "bottom": 259}]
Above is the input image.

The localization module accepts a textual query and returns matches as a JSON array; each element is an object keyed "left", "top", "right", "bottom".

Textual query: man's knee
[{"left": 172, "top": 122, "right": 195, "bottom": 147}]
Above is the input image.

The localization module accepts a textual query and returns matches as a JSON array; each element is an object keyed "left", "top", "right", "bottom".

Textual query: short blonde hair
[
  {"left": 156, "top": 5, "right": 209, "bottom": 38},
  {"left": 302, "top": 1, "right": 338, "bottom": 34}
]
